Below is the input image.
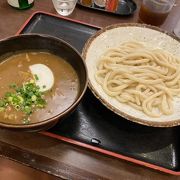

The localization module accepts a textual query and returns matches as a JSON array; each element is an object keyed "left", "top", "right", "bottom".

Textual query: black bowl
[{"left": 0, "top": 34, "right": 88, "bottom": 131}]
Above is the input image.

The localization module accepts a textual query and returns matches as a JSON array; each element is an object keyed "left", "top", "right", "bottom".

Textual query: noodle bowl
[{"left": 83, "top": 24, "right": 180, "bottom": 127}]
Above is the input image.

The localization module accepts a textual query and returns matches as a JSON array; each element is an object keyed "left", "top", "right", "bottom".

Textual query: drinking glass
[
  {"left": 52, "top": 0, "right": 77, "bottom": 16},
  {"left": 139, "top": 0, "right": 175, "bottom": 26}
]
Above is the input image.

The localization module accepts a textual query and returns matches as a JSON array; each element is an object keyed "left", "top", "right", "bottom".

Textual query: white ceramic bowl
[{"left": 82, "top": 23, "right": 180, "bottom": 127}]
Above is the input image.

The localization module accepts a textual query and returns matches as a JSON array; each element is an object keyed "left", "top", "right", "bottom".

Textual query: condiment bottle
[
  {"left": 7, "top": 0, "right": 34, "bottom": 10},
  {"left": 80, "top": 0, "right": 92, "bottom": 7},
  {"left": 105, "top": 0, "right": 118, "bottom": 12}
]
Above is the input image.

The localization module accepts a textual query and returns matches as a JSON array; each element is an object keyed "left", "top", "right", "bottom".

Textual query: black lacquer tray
[
  {"left": 17, "top": 11, "right": 180, "bottom": 175},
  {"left": 77, "top": 0, "right": 137, "bottom": 16}
]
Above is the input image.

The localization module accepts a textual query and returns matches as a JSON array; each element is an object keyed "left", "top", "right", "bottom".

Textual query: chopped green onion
[
  {"left": 0, "top": 100, "right": 5, "bottom": 107},
  {"left": 5, "top": 92, "right": 12, "bottom": 97},
  {"left": 9, "top": 83, "right": 17, "bottom": 89},
  {"left": 31, "top": 95, "right": 37, "bottom": 101},
  {"left": 0, "top": 107, "right": 5, "bottom": 112},
  {"left": 7, "top": 96, "right": 13, "bottom": 102},
  {"left": 34, "top": 74, "right": 39, "bottom": 81},
  {"left": 17, "top": 96, "right": 24, "bottom": 104},
  {"left": 15, "top": 105, "right": 20, "bottom": 110},
  {"left": 29, "top": 79, "right": 35, "bottom": 84},
  {"left": 0, "top": 79, "right": 47, "bottom": 123},
  {"left": 22, "top": 117, "right": 30, "bottom": 124},
  {"left": 24, "top": 106, "right": 32, "bottom": 115}
]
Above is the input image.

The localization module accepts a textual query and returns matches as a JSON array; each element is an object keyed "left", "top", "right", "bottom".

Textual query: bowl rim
[
  {"left": 0, "top": 33, "right": 88, "bottom": 129},
  {"left": 82, "top": 23, "right": 180, "bottom": 127}
]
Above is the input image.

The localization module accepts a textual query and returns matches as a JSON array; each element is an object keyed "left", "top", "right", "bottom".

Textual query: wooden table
[{"left": 0, "top": 0, "right": 180, "bottom": 179}]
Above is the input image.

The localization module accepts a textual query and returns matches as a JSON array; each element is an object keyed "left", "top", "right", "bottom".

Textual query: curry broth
[{"left": 0, "top": 52, "right": 79, "bottom": 124}]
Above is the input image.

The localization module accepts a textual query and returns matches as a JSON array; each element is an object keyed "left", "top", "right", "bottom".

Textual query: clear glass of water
[{"left": 52, "top": 0, "right": 77, "bottom": 16}]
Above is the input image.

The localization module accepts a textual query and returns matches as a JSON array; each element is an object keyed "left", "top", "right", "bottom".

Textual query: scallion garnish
[
  {"left": 34, "top": 74, "right": 39, "bottom": 81},
  {"left": 0, "top": 79, "right": 47, "bottom": 123}
]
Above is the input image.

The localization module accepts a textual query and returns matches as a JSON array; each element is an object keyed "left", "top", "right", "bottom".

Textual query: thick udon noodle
[{"left": 95, "top": 41, "right": 180, "bottom": 117}]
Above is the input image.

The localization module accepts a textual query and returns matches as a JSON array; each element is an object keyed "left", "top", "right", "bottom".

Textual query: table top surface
[{"left": 0, "top": 0, "right": 180, "bottom": 179}]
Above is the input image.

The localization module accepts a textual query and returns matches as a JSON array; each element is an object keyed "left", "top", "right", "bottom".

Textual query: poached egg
[{"left": 29, "top": 64, "right": 54, "bottom": 92}]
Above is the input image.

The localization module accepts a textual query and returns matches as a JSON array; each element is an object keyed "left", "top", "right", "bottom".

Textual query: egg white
[{"left": 29, "top": 64, "right": 54, "bottom": 92}]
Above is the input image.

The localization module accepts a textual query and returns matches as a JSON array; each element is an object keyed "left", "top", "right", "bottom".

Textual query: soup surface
[{"left": 0, "top": 52, "right": 79, "bottom": 124}]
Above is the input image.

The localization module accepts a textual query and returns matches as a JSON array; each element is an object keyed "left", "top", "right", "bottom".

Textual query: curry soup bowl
[{"left": 0, "top": 34, "right": 87, "bottom": 131}]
